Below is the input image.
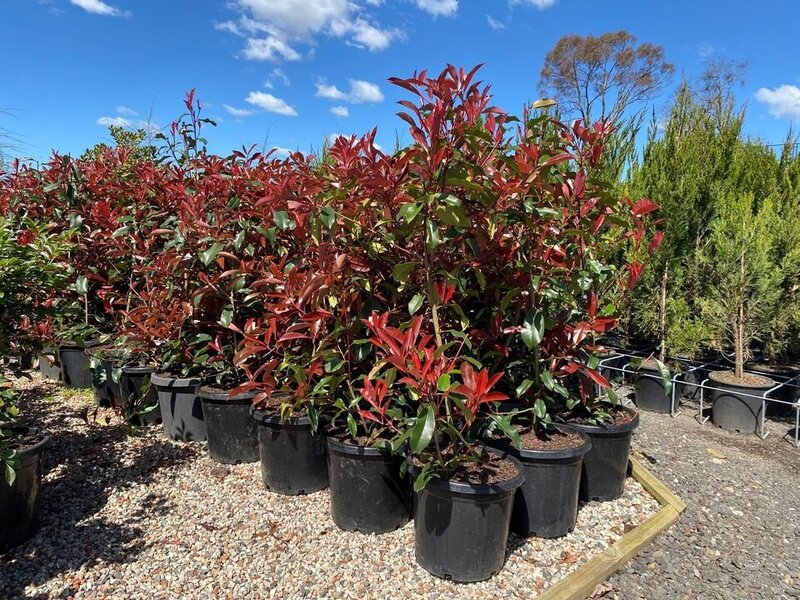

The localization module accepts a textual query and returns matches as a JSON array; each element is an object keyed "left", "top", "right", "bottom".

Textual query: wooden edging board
[{"left": 538, "top": 456, "right": 686, "bottom": 600}]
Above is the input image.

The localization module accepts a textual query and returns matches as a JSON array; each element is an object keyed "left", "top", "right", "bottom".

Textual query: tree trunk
[
  {"left": 658, "top": 264, "right": 669, "bottom": 362},
  {"left": 735, "top": 252, "right": 745, "bottom": 379}
]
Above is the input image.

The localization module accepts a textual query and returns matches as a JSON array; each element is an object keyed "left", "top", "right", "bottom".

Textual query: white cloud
[
  {"left": 245, "top": 91, "right": 298, "bottom": 116},
  {"left": 316, "top": 82, "right": 347, "bottom": 101},
  {"left": 223, "top": 104, "right": 256, "bottom": 117},
  {"left": 264, "top": 67, "right": 291, "bottom": 89},
  {"left": 70, "top": 0, "right": 127, "bottom": 17},
  {"left": 243, "top": 36, "right": 302, "bottom": 61},
  {"left": 413, "top": 0, "right": 458, "bottom": 17},
  {"left": 116, "top": 106, "right": 138, "bottom": 116},
  {"left": 330, "top": 106, "right": 349, "bottom": 117},
  {"left": 486, "top": 15, "right": 505, "bottom": 30},
  {"left": 220, "top": 0, "right": 401, "bottom": 61},
  {"left": 317, "top": 79, "right": 384, "bottom": 104},
  {"left": 271, "top": 146, "right": 293, "bottom": 158},
  {"left": 348, "top": 80, "right": 384, "bottom": 103},
  {"left": 755, "top": 85, "right": 800, "bottom": 119},
  {"left": 97, "top": 116, "right": 132, "bottom": 127},
  {"left": 510, "top": 0, "right": 556, "bottom": 8}
]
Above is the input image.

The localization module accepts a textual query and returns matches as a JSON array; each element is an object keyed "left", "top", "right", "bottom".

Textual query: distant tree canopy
[{"left": 539, "top": 30, "right": 675, "bottom": 125}]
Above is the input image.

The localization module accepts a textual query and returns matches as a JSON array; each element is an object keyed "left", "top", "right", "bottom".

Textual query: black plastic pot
[
  {"left": 150, "top": 373, "right": 205, "bottom": 442},
  {"left": 564, "top": 407, "right": 639, "bottom": 502},
  {"left": 326, "top": 436, "right": 410, "bottom": 534},
  {"left": 37, "top": 350, "right": 61, "bottom": 381},
  {"left": 119, "top": 366, "right": 161, "bottom": 426},
  {"left": 411, "top": 452, "right": 525, "bottom": 582},
  {"left": 59, "top": 345, "right": 92, "bottom": 389},
  {"left": 199, "top": 387, "right": 259, "bottom": 465},
  {"left": 250, "top": 406, "right": 327, "bottom": 495},
  {"left": 710, "top": 371, "right": 774, "bottom": 433},
  {"left": 18, "top": 353, "right": 33, "bottom": 370},
  {"left": 88, "top": 354, "right": 116, "bottom": 407},
  {"left": 491, "top": 427, "right": 592, "bottom": 538},
  {"left": 0, "top": 427, "right": 51, "bottom": 552},
  {"left": 634, "top": 365, "right": 673, "bottom": 414}
]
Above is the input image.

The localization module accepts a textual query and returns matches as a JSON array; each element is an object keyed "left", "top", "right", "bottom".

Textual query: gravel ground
[
  {"left": 1, "top": 375, "right": 660, "bottom": 600},
  {"left": 607, "top": 396, "right": 800, "bottom": 600}
]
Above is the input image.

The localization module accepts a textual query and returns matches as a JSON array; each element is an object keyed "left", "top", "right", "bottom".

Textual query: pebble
[{"left": 1, "top": 375, "right": 661, "bottom": 599}]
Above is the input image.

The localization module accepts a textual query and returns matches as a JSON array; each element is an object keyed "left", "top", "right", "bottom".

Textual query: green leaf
[
  {"left": 533, "top": 398, "right": 547, "bottom": 419},
  {"left": 435, "top": 205, "right": 470, "bottom": 228},
  {"left": 410, "top": 404, "right": 435, "bottom": 454},
  {"left": 233, "top": 229, "right": 246, "bottom": 251},
  {"left": 75, "top": 274, "right": 88, "bottom": 295},
  {"left": 521, "top": 310, "right": 545, "bottom": 349},
  {"left": 320, "top": 207, "right": 336, "bottom": 229},
  {"left": 391, "top": 262, "right": 416, "bottom": 284},
  {"left": 540, "top": 371, "right": 555, "bottom": 390},
  {"left": 397, "top": 202, "right": 423, "bottom": 223},
  {"left": 516, "top": 378, "right": 534, "bottom": 397},
  {"left": 273, "top": 210, "right": 295, "bottom": 231},
  {"left": 346, "top": 413, "right": 357, "bottom": 439},
  {"left": 220, "top": 306, "right": 233, "bottom": 328},
  {"left": 490, "top": 414, "right": 522, "bottom": 448},
  {"left": 408, "top": 294, "right": 425, "bottom": 315},
  {"left": 199, "top": 242, "right": 225, "bottom": 266},
  {"left": 436, "top": 373, "right": 451, "bottom": 392},
  {"left": 425, "top": 219, "right": 441, "bottom": 250},
  {"left": 5, "top": 462, "right": 16, "bottom": 486}
]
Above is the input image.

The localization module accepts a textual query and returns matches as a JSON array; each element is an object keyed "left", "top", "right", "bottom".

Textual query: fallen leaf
[
  {"left": 707, "top": 448, "right": 726, "bottom": 459},
  {"left": 590, "top": 581, "right": 614, "bottom": 598}
]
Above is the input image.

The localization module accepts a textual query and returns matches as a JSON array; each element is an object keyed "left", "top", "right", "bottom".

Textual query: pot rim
[
  {"left": 325, "top": 435, "right": 397, "bottom": 457},
  {"left": 562, "top": 405, "right": 640, "bottom": 435},
  {"left": 491, "top": 425, "right": 592, "bottom": 460},
  {"left": 408, "top": 450, "right": 525, "bottom": 496},
  {"left": 249, "top": 405, "right": 313, "bottom": 427},
  {"left": 199, "top": 386, "right": 257, "bottom": 403},
  {"left": 6, "top": 425, "right": 52, "bottom": 457},
  {"left": 150, "top": 372, "right": 201, "bottom": 388},
  {"left": 708, "top": 370, "right": 775, "bottom": 390},
  {"left": 121, "top": 365, "right": 157, "bottom": 375}
]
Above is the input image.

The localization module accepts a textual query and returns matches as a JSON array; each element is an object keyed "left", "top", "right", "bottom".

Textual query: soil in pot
[
  {"left": 119, "top": 366, "right": 161, "bottom": 427},
  {"left": 199, "top": 386, "right": 259, "bottom": 465},
  {"left": 564, "top": 405, "right": 639, "bottom": 502},
  {"left": 0, "top": 427, "right": 51, "bottom": 552},
  {"left": 150, "top": 373, "right": 205, "bottom": 442},
  {"left": 491, "top": 425, "right": 591, "bottom": 538},
  {"left": 709, "top": 370, "right": 774, "bottom": 433},
  {"left": 37, "top": 350, "right": 61, "bottom": 381},
  {"left": 326, "top": 432, "right": 410, "bottom": 534},
  {"left": 634, "top": 361, "right": 673, "bottom": 414},
  {"left": 411, "top": 449, "right": 524, "bottom": 583},
  {"left": 59, "top": 345, "right": 92, "bottom": 389},
  {"left": 250, "top": 404, "right": 327, "bottom": 495}
]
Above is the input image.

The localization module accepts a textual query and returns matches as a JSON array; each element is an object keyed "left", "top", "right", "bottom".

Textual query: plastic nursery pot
[
  {"left": 490, "top": 426, "right": 592, "bottom": 539},
  {"left": 564, "top": 406, "right": 639, "bottom": 502},
  {"left": 150, "top": 373, "right": 205, "bottom": 442},
  {"left": 88, "top": 353, "right": 117, "bottom": 408},
  {"left": 199, "top": 387, "right": 259, "bottom": 465},
  {"left": 37, "top": 349, "right": 61, "bottom": 381},
  {"left": 58, "top": 345, "right": 92, "bottom": 389},
  {"left": 119, "top": 366, "right": 161, "bottom": 427},
  {"left": 709, "top": 371, "right": 774, "bottom": 434},
  {"left": 17, "top": 353, "right": 33, "bottom": 371},
  {"left": 0, "top": 426, "right": 52, "bottom": 552},
  {"left": 325, "top": 436, "right": 411, "bottom": 534},
  {"left": 249, "top": 406, "right": 328, "bottom": 495},
  {"left": 634, "top": 365, "right": 673, "bottom": 414},
  {"left": 410, "top": 451, "right": 525, "bottom": 583}
]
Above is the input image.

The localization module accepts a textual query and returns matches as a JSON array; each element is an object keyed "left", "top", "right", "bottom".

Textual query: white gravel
[{"left": 0, "top": 375, "right": 660, "bottom": 599}]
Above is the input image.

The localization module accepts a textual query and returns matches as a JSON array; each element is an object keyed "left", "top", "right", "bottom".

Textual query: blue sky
[{"left": 2, "top": 0, "right": 799, "bottom": 162}]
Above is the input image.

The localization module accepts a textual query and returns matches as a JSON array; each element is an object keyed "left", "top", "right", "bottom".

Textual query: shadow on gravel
[{"left": 0, "top": 379, "right": 198, "bottom": 599}]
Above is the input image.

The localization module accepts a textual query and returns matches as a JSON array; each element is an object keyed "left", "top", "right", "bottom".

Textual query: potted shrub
[
  {"left": 701, "top": 190, "right": 781, "bottom": 432},
  {"left": 633, "top": 356, "right": 674, "bottom": 414},
  {"left": 0, "top": 383, "right": 51, "bottom": 552}
]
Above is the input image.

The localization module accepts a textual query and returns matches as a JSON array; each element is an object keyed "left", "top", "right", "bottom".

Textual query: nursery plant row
[{"left": 0, "top": 65, "right": 669, "bottom": 580}]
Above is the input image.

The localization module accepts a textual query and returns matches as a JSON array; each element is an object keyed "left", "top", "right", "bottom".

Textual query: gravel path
[
  {"left": 1, "top": 375, "right": 660, "bottom": 599},
  {"left": 607, "top": 400, "right": 800, "bottom": 600}
]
